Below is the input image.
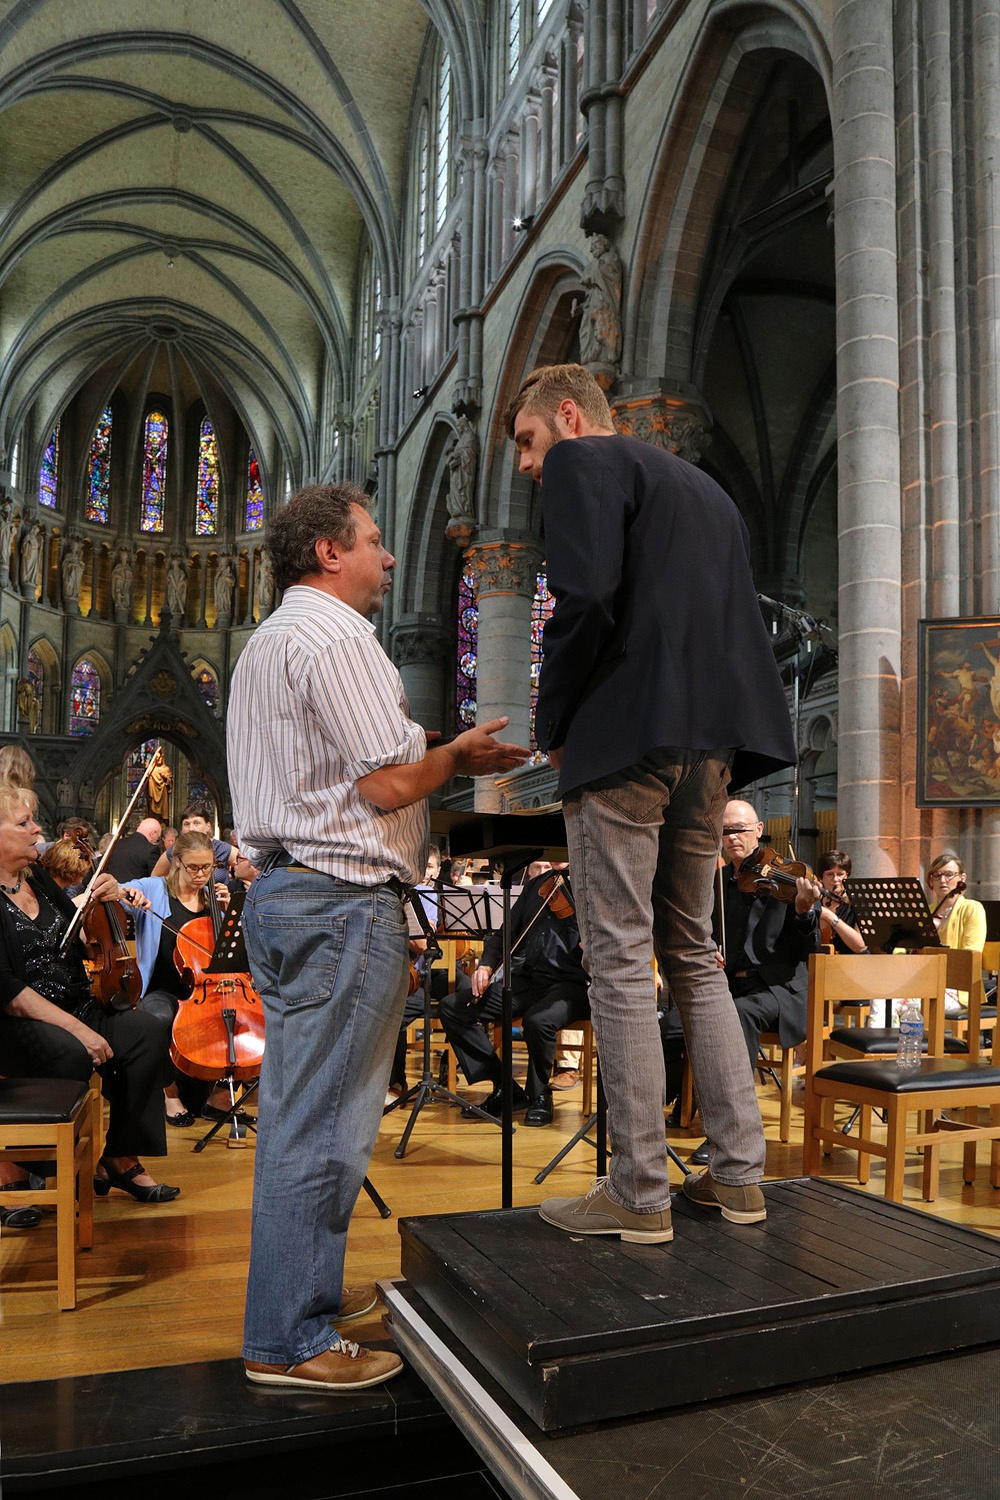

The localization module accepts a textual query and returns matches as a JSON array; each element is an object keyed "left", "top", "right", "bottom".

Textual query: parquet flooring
[{"left": 2, "top": 1068, "right": 998, "bottom": 1385}]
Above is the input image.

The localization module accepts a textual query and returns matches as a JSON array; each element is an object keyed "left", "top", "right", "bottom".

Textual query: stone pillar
[
  {"left": 832, "top": 0, "right": 902, "bottom": 873},
  {"left": 391, "top": 615, "right": 449, "bottom": 734},
  {"left": 520, "top": 86, "right": 541, "bottom": 221},
  {"left": 579, "top": 0, "right": 626, "bottom": 233},
  {"left": 539, "top": 57, "right": 557, "bottom": 199},
  {"left": 464, "top": 538, "right": 542, "bottom": 811},
  {"left": 561, "top": 5, "right": 584, "bottom": 168}
]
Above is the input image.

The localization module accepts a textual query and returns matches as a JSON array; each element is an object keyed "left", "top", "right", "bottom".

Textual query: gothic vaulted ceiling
[{"left": 0, "top": 0, "right": 432, "bottom": 477}]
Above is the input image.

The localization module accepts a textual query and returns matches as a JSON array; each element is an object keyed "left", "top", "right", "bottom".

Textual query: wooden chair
[
  {"left": 802, "top": 952, "right": 1000, "bottom": 1202},
  {"left": 758, "top": 1032, "right": 795, "bottom": 1142},
  {"left": 551, "top": 1019, "right": 596, "bottom": 1114},
  {"left": 0, "top": 1077, "right": 101, "bottom": 1309}
]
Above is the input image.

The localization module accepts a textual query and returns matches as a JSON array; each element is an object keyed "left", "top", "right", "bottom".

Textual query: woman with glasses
[
  {"left": 126, "top": 831, "right": 230, "bottom": 1127},
  {"left": 926, "top": 852, "right": 987, "bottom": 1014}
]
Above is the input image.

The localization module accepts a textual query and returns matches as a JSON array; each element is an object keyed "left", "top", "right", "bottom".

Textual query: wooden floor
[{"left": 2, "top": 1065, "right": 999, "bottom": 1386}]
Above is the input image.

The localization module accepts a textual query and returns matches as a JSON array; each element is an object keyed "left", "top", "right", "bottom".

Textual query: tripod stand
[{"left": 534, "top": 1058, "right": 692, "bottom": 1184}]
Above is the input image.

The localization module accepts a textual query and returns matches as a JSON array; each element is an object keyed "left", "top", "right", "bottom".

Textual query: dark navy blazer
[{"left": 534, "top": 434, "right": 796, "bottom": 796}]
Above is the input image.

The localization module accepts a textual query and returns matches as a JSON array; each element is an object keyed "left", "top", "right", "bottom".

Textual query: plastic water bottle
[{"left": 896, "top": 999, "right": 924, "bottom": 1069}]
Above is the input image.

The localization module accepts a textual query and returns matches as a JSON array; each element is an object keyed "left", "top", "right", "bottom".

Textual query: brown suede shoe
[
  {"left": 245, "top": 1340, "right": 403, "bottom": 1391},
  {"left": 334, "top": 1285, "right": 379, "bottom": 1323}
]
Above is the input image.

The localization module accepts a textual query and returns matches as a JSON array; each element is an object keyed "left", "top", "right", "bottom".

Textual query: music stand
[
  {"left": 846, "top": 876, "right": 940, "bottom": 954},
  {"left": 384, "top": 885, "right": 508, "bottom": 1157}
]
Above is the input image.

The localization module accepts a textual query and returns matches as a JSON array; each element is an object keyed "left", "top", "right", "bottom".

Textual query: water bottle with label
[{"left": 896, "top": 999, "right": 924, "bottom": 1068}]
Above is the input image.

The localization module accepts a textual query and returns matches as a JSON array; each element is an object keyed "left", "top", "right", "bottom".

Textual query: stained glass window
[
  {"left": 9, "top": 439, "right": 19, "bottom": 490},
  {"left": 455, "top": 565, "right": 478, "bottom": 731},
  {"left": 194, "top": 667, "right": 219, "bottom": 716},
  {"left": 38, "top": 425, "right": 59, "bottom": 508},
  {"left": 530, "top": 569, "right": 555, "bottom": 749},
  {"left": 140, "top": 410, "right": 168, "bottom": 532},
  {"left": 127, "top": 738, "right": 157, "bottom": 800},
  {"left": 87, "top": 406, "right": 112, "bottom": 524},
  {"left": 69, "top": 658, "right": 100, "bottom": 736},
  {"left": 435, "top": 51, "right": 451, "bottom": 230},
  {"left": 245, "top": 447, "right": 263, "bottom": 531},
  {"left": 196, "top": 417, "right": 219, "bottom": 536}
]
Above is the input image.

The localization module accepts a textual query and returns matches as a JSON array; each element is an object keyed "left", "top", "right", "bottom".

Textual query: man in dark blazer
[
  {"left": 504, "top": 363, "right": 807, "bottom": 1238},
  {"left": 689, "top": 798, "right": 820, "bottom": 1164},
  {"left": 104, "top": 817, "right": 162, "bottom": 882}
]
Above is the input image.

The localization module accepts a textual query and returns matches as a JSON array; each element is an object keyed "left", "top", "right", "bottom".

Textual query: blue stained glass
[
  {"left": 196, "top": 418, "right": 219, "bottom": 536},
  {"left": 87, "top": 406, "right": 112, "bottom": 524},
  {"left": 127, "top": 738, "right": 157, "bottom": 799},
  {"left": 140, "top": 410, "right": 168, "bottom": 532},
  {"left": 530, "top": 569, "right": 555, "bottom": 749},
  {"left": 195, "top": 667, "right": 219, "bottom": 715},
  {"left": 245, "top": 447, "right": 263, "bottom": 531},
  {"left": 69, "top": 659, "right": 100, "bottom": 736},
  {"left": 38, "top": 425, "right": 58, "bottom": 508},
  {"left": 455, "top": 566, "right": 478, "bottom": 731}
]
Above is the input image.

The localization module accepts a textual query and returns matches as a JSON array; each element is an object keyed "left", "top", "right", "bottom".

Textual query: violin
[
  {"left": 66, "top": 828, "right": 142, "bottom": 1013},
  {"left": 169, "top": 878, "right": 265, "bottom": 1083},
  {"left": 735, "top": 844, "right": 817, "bottom": 905}
]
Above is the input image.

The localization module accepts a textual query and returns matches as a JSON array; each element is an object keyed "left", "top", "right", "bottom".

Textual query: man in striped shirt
[{"left": 229, "top": 483, "right": 527, "bottom": 1394}]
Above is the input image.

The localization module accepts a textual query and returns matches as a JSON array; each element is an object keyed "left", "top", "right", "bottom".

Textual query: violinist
[
  {"left": 0, "top": 781, "right": 179, "bottom": 1205},
  {"left": 689, "top": 799, "right": 821, "bottom": 1167},
  {"left": 927, "top": 852, "right": 987, "bottom": 1014},
  {"left": 125, "top": 830, "right": 230, "bottom": 1126},
  {"left": 815, "top": 849, "right": 867, "bottom": 955},
  {"left": 440, "top": 865, "right": 590, "bottom": 1127}
]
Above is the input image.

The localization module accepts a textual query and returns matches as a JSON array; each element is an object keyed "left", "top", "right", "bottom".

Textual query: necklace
[{"left": 0, "top": 873, "right": 23, "bottom": 896}]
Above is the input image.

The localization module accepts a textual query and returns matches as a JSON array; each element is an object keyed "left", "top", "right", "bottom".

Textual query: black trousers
[
  {"left": 440, "top": 971, "right": 590, "bottom": 1099},
  {"left": 0, "top": 1001, "right": 170, "bottom": 1158},
  {"left": 389, "top": 969, "right": 471, "bottom": 1088},
  {"left": 139, "top": 987, "right": 214, "bottom": 1115}
]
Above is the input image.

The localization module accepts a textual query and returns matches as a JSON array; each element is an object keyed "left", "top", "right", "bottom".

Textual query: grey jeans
[{"left": 563, "top": 747, "right": 766, "bottom": 1211}]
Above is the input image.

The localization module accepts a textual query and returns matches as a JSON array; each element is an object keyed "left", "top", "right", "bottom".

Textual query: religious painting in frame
[{"left": 917, "top": 615, "right": 1000, "bottom": 807}]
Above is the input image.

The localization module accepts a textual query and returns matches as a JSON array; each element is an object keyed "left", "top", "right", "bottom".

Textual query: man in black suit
[
  {"left": 104, "top": 817, "right": 162, "bottom": 881},
  {"left": 505, "top": 363, "right": 801, "bottom": 1237},
  {"left": 689, "top": 799, "right": 820, "bottom": 1165}
]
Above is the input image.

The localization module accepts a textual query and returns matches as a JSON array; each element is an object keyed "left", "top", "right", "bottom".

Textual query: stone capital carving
[
  {"left": 391, "top": 621, "right": 449, "bottom": 668},
  {"left": 611, "top": 395, "right": 711, "bottom": 464},
  {"left": 464, "top": 540, "right": 543, "bottom": 599}
]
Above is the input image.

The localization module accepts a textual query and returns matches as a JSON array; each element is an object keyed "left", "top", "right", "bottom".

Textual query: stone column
[
  {"left": 391, "top": 616, "right": 449, "bottom": 734},
  {"left": 579, "top": 0, "right": 626, "bottom": 233},
  {"left": 561, "top": 5, "right": 584, "bottom": 168},
  {"left": 610, "top": 390, "right": 710, "bottom": 462},
  {"left": 464, "top": 537, "right": 542, "bottom": 811},
  {"left": 832, "top": 0, "right": 902, "bottom": 873},
  {"left": 539, "top": 57, "right": 557, "bottom": 199}
]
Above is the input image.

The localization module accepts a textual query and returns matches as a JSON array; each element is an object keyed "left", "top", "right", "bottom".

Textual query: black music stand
[
  {"left": 846, "top": 876, "right": 940, "bottom": 955},
  {"left": 384, "top": 885, "right": 507, "bottom": 1155}
]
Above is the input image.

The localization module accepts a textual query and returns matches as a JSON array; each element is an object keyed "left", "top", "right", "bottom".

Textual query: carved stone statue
[
  {"left": 213, "top": 554, "right": 236, "bottom": 623},
  {"left": 446, "top": 415, "right": 479, "bottom": 522},
  {"left": 19, "top": 521, "right": 42, "bottom": 598},
  {"left": 257, "top": 548, "right": 274, "bottom": 613},
  {"left": 111, "top": 544, "right": 133, "bottom": 615},
  {"left": 147, "top": 761, "right": 172, "bottom": 822},
  {"left": 165, "top": 552, "right": 189, "bottom": 621},
  {"left": 56, "top": 776, "right": 74, "bottom": 806},
  {"left": 578, "top": 233, "right": 623, "bottom": 372},
  {"left": 16, "top": 677, "right": 39, "bottom": 733},
  {"left": 0, "top": 499, "right": 15, "bottom": 584},
  {"left": 61, "top": 535, "right": 85, "bottom": 609}
]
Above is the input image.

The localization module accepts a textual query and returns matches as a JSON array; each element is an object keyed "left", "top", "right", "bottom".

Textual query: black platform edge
[
  {"left": 385, "top": 1278, "right": 1000, "bottom": 1500},
  {"left": 0, "top": 1342, "right": 455, "bottom": 1493},
  {"left": 398, "top": 1178, "right": 1000, "bottom": 1431}
]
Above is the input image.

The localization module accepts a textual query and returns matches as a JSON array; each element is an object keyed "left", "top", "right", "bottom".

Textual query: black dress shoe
[
  {"left": 523, "top": 1091, "right": 553, "bottom": 1126},
  {"left": 461, "top": 1084, "right": 529, "bottom": 1119},
  {"left": 0, "top": 1204, "right": 42, "bottom": 1229},
  {"left": 689, "top": 1139, "right": 712, "bottom": 1166},
  {"left": 94, "top": 1160, "right": 180, "bottom": 1203},
  {"left": 166, "top": 1109, "right": 196, "bottom": 1128}
]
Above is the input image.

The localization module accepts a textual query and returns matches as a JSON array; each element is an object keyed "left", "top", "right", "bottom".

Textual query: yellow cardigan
[{"left": 936, "top": 892, "right": 987, "bottom": 952}]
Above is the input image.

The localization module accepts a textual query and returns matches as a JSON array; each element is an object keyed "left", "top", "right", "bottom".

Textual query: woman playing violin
[
  {"left": 815, "top": 849, "right": 867, "bottom": 955},
  {"left": 0, "top": 782, "right": 179, "bottom": 1205},
  {"left": 124, "top": 830, "right": 230, "bottom": 1126}
]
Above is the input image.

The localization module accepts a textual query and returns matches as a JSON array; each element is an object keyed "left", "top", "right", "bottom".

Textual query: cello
[{"left": 169, "top": 877, "right": 265, "bottom": 1083}]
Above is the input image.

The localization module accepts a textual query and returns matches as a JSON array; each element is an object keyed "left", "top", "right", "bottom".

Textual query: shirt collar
[{"left": 281, "top": 584, "right": 376, "bottom": 634}]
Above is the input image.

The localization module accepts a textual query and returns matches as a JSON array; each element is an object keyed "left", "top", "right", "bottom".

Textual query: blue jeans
[
  {"left": 563, "top": 747, "right": 765, "bottom": 1212},
  {"left": 240, "top": 866, "right": 411, "bottom": 1366}
]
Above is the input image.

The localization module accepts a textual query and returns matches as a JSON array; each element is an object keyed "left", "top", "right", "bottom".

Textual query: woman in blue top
[{"left": 126, "top": 830, "right": 229, "bottom": 1126}]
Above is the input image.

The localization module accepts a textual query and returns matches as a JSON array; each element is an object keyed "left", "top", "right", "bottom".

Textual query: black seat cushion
[
  {"left": 955, "top": 1007, "right": 998, "bottom": 1020},
  {"left": 828, "top": 1026, "right": 969, "bottom": 1055},
  {"left": 0, "top": 1078, "right": 90, "bottom": 1125},
  {"left": 814, "top": 1057, "right": 1000, "bottom": 1095}
]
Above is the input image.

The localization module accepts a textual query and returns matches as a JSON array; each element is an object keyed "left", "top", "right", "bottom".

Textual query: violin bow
[
  {"left": 491, "top": 873, "right": 568, "bottom": 987},
  {"left": 58, "top": 745, "right": 166, "bottom": 954}
]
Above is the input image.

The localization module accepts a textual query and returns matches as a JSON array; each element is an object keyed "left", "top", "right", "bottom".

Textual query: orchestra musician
[
  {"left": 0, "top": 780, "right": 179, "bottom": 1207},
  {"left": 227, "top": 483, "right": 528, "bottom": 1394},
  {"left": 926, "top": 852, "right": 987, "bottom": 1015},
  {"left": 506, "top": 363, "right": 798, "bottom": 1238},
  {"left": 815, "top": 849, "right": 867, "bottom": 955}
]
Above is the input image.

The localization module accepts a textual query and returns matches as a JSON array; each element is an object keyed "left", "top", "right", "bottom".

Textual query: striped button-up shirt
[{"left": 228, "top": 585, "right": 428, "bottom": 884}]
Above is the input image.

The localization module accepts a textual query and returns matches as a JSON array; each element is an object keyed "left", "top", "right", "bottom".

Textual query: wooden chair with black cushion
[
  {"left": 0, "top": 1077, "right": 101, "bottom": 1309},
  {"left": 803, "top": 952, "right": 1000, "bottom": 1203}
]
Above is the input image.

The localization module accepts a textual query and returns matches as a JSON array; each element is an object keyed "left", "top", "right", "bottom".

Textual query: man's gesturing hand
[{"left": 451, "top": 717, "right": 530, "bottom": 777}]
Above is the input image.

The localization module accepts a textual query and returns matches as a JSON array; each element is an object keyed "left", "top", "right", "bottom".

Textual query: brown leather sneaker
[
  {"left": 245, "top": 1340, "right": 403, "bottom": 1391},
  {"left": 334, "top": 1285, "right": 379, "bottom": 1323},
  {"left": 539, "top": 1177, "right": 673, "bottom": 1242},
  {"left": 681, "top": 1169, "right": 766, "bottom": 1224}
]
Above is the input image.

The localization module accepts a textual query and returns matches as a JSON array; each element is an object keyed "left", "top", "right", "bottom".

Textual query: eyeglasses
[
  {"left": 929, "top": 870, "right": 961, "bottom": 882},
  {"left": 722, "top": 825, "right": 758, "bottom": 837},
  {"left": 181, "top": 862, "right": 213, "bottom": 875}
]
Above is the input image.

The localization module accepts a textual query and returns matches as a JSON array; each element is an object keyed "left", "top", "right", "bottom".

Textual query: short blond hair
[
  {"left": 503, "top": 363, "right": 614, "bottom": 437},
  {"left": 0, "top": 781, "right": 38, "bottom": 824}
]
